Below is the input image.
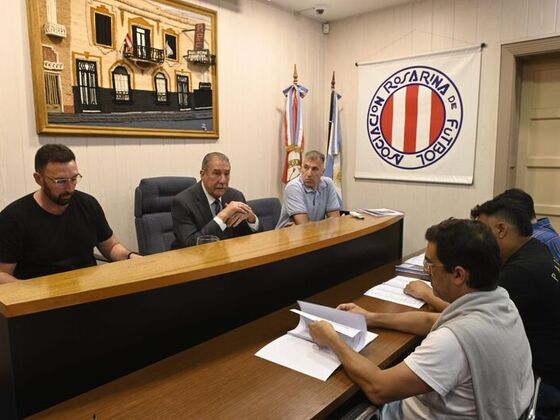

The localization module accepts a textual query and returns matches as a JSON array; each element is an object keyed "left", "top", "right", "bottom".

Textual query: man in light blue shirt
[
  {"left": 533, "top": 217, "right": 560, "bottom": 261},
  {"left": 276, "top": 150, "right": 340, "bottom": 228}
]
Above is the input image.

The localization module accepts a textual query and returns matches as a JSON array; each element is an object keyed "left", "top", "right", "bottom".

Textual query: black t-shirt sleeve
[
  {"left": 91, "top": 197, "right": 113, "bottom": 244},
  {"left": 0, "top": 208, "right": 23, "bottom": 263}
]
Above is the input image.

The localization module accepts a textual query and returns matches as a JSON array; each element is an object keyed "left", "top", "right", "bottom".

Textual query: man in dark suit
[{"left": 171, "top": 152, "right": 262, "bottom": 248}]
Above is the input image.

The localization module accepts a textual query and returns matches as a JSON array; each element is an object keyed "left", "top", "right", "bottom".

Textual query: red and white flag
[
  {"left": 123, "top": 33, "right": 133, "bottom": 51},
  {"left": 355, "top": 45, "right": 481, "bottom": 184},
  {"left": 282, "top": 83, "right": 308, "bottom": 183}
]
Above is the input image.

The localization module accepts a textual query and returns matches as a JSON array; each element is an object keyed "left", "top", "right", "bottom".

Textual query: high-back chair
[
  {"left": 134, "top": 176, "right": 196, "bottom": 255},
  {"left": 247, "top": 197, "right": 281, "bottom": 231}
]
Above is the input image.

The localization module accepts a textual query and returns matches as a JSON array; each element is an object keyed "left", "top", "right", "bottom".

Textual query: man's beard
[{"left": 44, "top": 184, "right": 74, "bottom": 206}]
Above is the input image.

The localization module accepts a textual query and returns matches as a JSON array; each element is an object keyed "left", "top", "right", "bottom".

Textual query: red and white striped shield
[
  {"left": 380, "top": 84, "right": 445, "bottom": 154},
  {"left": 366, "top": 65, "right": 463, "bottom": 170}
]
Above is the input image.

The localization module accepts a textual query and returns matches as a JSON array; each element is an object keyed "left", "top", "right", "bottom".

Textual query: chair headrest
[{"left": 135, "top": 176, "right": 196, "bottom": 216}]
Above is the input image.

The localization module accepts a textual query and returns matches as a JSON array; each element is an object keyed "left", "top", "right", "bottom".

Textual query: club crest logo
[{"left": 366, "top": 65, "right": 463, "bottom": 169}]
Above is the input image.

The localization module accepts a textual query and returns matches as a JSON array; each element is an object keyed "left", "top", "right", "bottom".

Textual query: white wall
[
  {"left": 327, "top": 0, "right": 560, "bottom": 254},
  {"left": 0, "top": 0, "right": 326, "bottom": 250},
  {"left": 3, "top": 0, "right": 560, "bottom": 256}
]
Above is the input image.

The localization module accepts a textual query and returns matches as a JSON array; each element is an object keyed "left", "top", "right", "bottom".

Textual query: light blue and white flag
[{"left": 326, "top": 84, "right": 342, "bottom": 204}]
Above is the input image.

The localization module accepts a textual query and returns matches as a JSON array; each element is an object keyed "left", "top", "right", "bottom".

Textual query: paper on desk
[
  {"left": 290, "top": 309, "right": 361, "bottom": 340},
  {"left": 358, "top": 208, "right": 404, "bottom": 217},
  {"left": 395, "top": 253, "right": 428, "bottom": 279},
  {"left": 364, "top": 276, "right": 431, "bottom": 308},
  {"left": 404, "top": 253, "right": 425, "bottom": 267},
  {"left": 255, "top": 301, "right": 377, "bottom": 381}
]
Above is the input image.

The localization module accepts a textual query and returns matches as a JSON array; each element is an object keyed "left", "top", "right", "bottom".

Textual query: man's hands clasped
[{"left": 217, "top": 201, "right": 256, "bottom": 227}]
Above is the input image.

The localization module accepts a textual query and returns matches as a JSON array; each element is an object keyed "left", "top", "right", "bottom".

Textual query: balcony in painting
[
  {"left": 124, "top": 46, "right": 164, "bottom": 66},
  {"left": 43, "top": 22, "right": 67, "bottom": 38}
]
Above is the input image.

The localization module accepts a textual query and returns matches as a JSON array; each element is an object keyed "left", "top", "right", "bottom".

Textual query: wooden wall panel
[
  {"left": 0, "top": 0, "right": 325, "bottom": 251},
  {"left": 500, "top": 0, "right": 528, "bottom": 41},
  {"left": 325, "top": 0, "right": 560, "bottom": 254},
  {"left": 527, "top": 0, "right": 557, "bottom": 36},
  {"left": 3, "top": 0, "right": 560, "bottom": 257}
]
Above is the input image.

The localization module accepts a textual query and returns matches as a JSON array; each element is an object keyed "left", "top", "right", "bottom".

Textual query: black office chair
[
  {"left": 247, "top": 197, "right": 281, "bottom": 231},
  {"left": 134, "top": 176, "right": 196, "bottom": 255}
]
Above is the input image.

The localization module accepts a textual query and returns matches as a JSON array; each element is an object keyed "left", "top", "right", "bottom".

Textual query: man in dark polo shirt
[{"left": 471, "top": 195, "right": 560, "bottom": 416}]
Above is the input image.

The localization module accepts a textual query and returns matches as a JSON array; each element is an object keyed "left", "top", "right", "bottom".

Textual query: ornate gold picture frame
[{"left": 27, "top": 0, "right": 218, "bottom": 138}]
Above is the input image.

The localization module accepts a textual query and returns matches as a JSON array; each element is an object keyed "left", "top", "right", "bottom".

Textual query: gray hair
[
  {"left": 304, "top": 150, "right": 325, "bottom": 163},
  {"left": 201, "top": 152, "right": 230, "bottom": 170}
]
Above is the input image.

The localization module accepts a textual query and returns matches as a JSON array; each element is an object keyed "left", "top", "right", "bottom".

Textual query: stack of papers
[
  {"left": 403, "top": 254, "right": 425, "bottom": 266},
  {"left": 364, "top": 276, "right": 431, "bottom": 308},
  {"left": 358, "top": 208, "right": 404, "bottom": 217},
  {"left": 255, "top": 301, "right": 377, "bottom": 381},
  {"left": 395, "top": 253, "right": 429, "bottom": 279}
]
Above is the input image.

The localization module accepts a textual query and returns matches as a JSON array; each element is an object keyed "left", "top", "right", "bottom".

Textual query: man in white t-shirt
[{"left": 309, "top": 218, "right": 533, "bottom": 419}]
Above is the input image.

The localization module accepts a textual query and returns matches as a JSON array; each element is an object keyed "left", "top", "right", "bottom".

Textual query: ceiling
[{"left": 261, "top": 0, "right": 418, "bottom": 22}]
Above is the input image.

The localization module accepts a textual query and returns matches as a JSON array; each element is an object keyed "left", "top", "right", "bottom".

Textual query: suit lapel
[{"left": 194, "top": 182, "right": 214, "bottom": 223}]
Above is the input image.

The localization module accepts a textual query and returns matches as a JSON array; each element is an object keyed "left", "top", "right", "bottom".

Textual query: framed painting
[{"left": 26, "top": 0, "right": 219, "bottom": 138}]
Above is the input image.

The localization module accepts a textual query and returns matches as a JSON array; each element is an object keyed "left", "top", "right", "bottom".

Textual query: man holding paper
[
  {"left": 405, "top": 191, "right": 560, "bottom": 414},
  {"left": 309, "top": 218, "right": 533, "bottom": 419}
]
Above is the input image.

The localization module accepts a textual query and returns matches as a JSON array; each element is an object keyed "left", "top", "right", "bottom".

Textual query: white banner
[{"left": 355, "top": 45, "right": 481, "bottom": 184}]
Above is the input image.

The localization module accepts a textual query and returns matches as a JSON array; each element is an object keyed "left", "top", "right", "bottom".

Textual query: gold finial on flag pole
[
  {"left": 293, "top": 64, "right": 298, "bottom": 84},
  {"left": 331, "top": 71, "right": 336, "bottom": 90}
]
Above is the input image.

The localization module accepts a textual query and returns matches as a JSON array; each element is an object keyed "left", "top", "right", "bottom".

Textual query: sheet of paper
[
  {"left": 255, "top": 330, "right": 377, "bottom": 381},
  {"left": 290, "top": 309, "right": 361, "bottom": 339},
  {"left": 358, "top": 208, "right": 404, "bottom": 217},
  {"left": 255, "top": 301, "right": 378, "bottom": 381},
  {"left": 404, "top": 253, "right": 425, "bottom": 267},
  {"left": 296, "top": 300, "right": 368, "bottom": 349},
  {"left": 364, "top": 276, "right": 431, "bottom": 308}
]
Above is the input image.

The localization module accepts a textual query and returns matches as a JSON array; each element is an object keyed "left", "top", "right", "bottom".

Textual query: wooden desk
[
  {"left": 30, "top": 259, "right": 421, "bottom": 419},
  {"left": 0, "top": 215, "right": 402, "bottom": 418}
]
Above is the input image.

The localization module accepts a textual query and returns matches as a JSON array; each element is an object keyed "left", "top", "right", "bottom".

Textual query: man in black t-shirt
[
  {"left": 0, "top": 144, "right": 140, "bottom": 283},
  {"left": 471, "top": 195, "right": 560, "bottom": 416}
]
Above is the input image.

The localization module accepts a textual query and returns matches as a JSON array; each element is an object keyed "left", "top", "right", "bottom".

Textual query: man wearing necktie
[{"left": 171, "top": 152, "right": 261, "bottom": 247}]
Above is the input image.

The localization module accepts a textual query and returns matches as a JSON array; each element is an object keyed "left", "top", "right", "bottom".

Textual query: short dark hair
[
  {"left": 495, "top": 188, "right": 536, "bottom": 219},
  {"left": 425, "top": 218, "right": 500, "bottom": 291},
  {"left": 201, "top": 152, "right": 229, "bottom": 170},
  {"left": 470, "top": 195, "right": 533, "bottom": 237},
  {"left": 304, "top": 150, "right": 325, "bottom": 163},
  {"left": 35, "top": 144, "right": 76, "bottom": 171}
]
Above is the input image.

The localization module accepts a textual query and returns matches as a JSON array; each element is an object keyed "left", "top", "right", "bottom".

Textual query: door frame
[{"left": 495, "top": 35, "right": 560, "bottom": 194}]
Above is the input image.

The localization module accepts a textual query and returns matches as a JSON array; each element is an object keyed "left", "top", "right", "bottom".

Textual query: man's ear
[
  {"left": 495, "top": 221, "right": 508, "bottom": 239},
  {"left": 452, "top": 265, "right": 469, "bottom": 288},
  {"left": 33, "top": 172, "right": 41, "bottom": 186},
  {"left": 199, "top": 169, "right": 205, "bottom": 178}
]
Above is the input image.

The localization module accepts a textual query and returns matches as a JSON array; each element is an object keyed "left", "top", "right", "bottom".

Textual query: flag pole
[
  {"left": 327, "top": 71, "right": 335, "bottom": 153},
  {"left": 325, "top": 71, "right": 342, "bottom": 205}
]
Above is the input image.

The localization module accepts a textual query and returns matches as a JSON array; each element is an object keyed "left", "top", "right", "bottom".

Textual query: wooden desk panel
[
  {"left": 0, "top": 216, "right": 403, "bottom": 418},
  {"left": 30, "top": 262, "right": 421, "bottom": 420},
  {"left": 0, "top": 215, "right": 400, "bottom": 317}
]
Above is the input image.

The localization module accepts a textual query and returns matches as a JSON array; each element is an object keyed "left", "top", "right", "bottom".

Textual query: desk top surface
[
  {"left": 0, "top": 214, "right": 401, "bottom": 318},
  {"left": 31, "top": 259, "right": 423, "bottom": 420}
]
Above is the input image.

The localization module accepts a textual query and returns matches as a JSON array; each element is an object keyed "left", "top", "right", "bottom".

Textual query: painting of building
[{"left": 28, "top": 0, "right": 218, "bottom": 137}]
